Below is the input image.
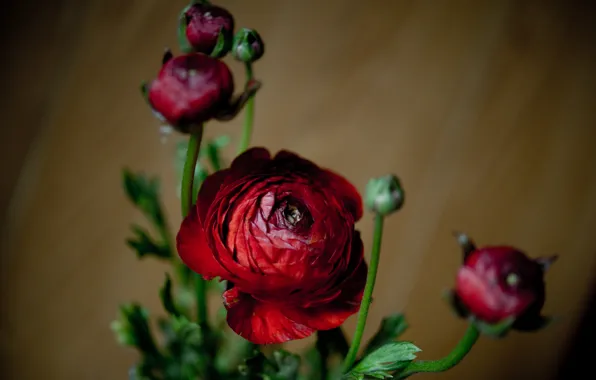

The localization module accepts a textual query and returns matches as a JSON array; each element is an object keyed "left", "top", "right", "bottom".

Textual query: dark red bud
[
  {"left": 451, "top": 235, "right": 556, "bottom": 332},
  {"left": 146, "top": 53, "right": 234, "bottom": 132},
  {"left": 183, "top": 3, "right": 234, "bottom": 56},
  {"left": 145, "top": 53, "right": 261, "bottom": 133}
]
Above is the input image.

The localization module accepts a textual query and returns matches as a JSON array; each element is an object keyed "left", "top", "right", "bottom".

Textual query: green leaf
[
  {"left": 177, "top": 5, "right": 194, "bottom": 53},
  {"left": 238, "top": 350, "right": 268, "bottom": 378},
  {"left": 194, "top": 165, "right": 208, "bottom": 200},
  {"left": 271, "top": 350, "right": 301, "bottom": 380},
  {"left": 210, "top": 134, "right": 231, "bottom": 150},
  {"left": 300, "top": 347, "right": 323, "bottom": 380},
  {"left": 111, "top": 303, "right": 161, "bottom": 357},
  {"left": 122, "top": 169, "right": 165, "bottom": 228},
  {"left": 363, "top": 314, "right": 409, "bottom": 356},
  {"left": 159, "top": 274, "right": 180, "bottom": 316},
  {"left": 215, "top": 330, "right": 256, "bottom": 375},
  {"left": 205, "top": 141, "right": 223, "bottom": 171},
  {"left": 126, "top": 225, "right": 171, "bottom": 259},
  {"left": 345, "top": 342, "right": 421, "bottom": 380}
]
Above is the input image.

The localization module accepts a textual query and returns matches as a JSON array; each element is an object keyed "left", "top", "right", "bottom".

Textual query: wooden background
[{"left": 2, "top": 0, "right": 596, "bottom": 379}]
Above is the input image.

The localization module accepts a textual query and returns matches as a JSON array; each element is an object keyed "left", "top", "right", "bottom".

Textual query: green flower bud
[
  {"left": 365, "top": 175, "right": 404, "bottom": 216},
  {"left": 232, "top": 28, "right": 265, "bottom": 63}
]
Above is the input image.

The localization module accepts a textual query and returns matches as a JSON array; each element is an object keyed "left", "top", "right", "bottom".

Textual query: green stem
[
  {"left": 397, "top": 324, "right": 480, "bottom": 379},
  {"left": 180, "top": 127, "right": 208, "bottom": 325},
  {"left": 237, "top": 62, "right": 255, "bottom": 154},
  {"left": 181, "top": 128, "right": 203, "bottom": 217},
  {"left": 195, "top": 272, "right": 208, "bottom": 325},
  {"left": 341, "top": 214, "right": 385, "bottom": 373}
]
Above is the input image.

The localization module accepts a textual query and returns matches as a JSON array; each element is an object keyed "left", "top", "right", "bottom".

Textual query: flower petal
[
  {"left": 224, "top": 287, "right": 314, "bottom": 344},
  {"left": 226, "top": 147, "right": 271, "bottom": 183},
  {"left": 273, "top": 150, "right": 362, "bottom": 221},
  {"left": 283, "top": 232, "right": 366, "bottom": 330},
  {"left": 320, "top": 169, "right": 363, "bottom": 221},
  {"left": 197, "top": 169, "right": 230, "bottom": 222},
  {"left": 285, "top": 254, "right": 366, "bottom": 330},
  {"left": 176, "top": 205, "right": 228, "bottom": 280}
]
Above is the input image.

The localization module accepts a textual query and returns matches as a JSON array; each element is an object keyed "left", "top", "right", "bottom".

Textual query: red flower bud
[
  {"left": 145, "top": 52, "right": 260, "bottom": 133},
  {"left": 176, "top": 148, "right": 366, "bottom": 344},
  {"left": 182, "top": 3, "right": 234, "bottom": 56},
  {"left": 451, "top": 233, "right": 556, "bottom": 332}
]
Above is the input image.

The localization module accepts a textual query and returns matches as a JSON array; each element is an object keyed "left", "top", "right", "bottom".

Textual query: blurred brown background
[{"left": 2, "top": 0, "right": 596, "bottom": 379}]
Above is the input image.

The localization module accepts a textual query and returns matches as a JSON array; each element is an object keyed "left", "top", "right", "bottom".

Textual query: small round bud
[
  {"left": 180, "top": 3, "right": 235, "bottom": 57},
  {"left": 232, "top": 28, "right": 265, "bottom": 63},
  {"left": 364, "top": 174, "right": 404, "bottom": 216}
]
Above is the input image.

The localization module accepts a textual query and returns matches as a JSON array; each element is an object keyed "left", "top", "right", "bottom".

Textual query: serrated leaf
[
  {"left": 122, "top": 169, "right": 166, "bottom": 229},
  {"left": 363, "top": 314, "right": 409, "bottom": 356},
  {"left": 299, "top": 347, "right": 323, "bottom": 380},
  {"left": 111, "top": 303, "right": 160, "bottom": 356},
  {"left": 238, "top": 350, "right": 268, "bottom": 377},
  {"left": 210, "top": 134, "right": 231, "bottom": 149},
  {"left": 346, "top": 342, "right": 421, "bottom": 380},
  {"left": 205, "top": 141, "right": 223, "bottom": 171},
  {"left": 271, "top": 350, "right": 301, "bottom": 380},
  {"left": 159, "top": 274, "right": 180, "bottom": 317},
  {"left": 194, "top": 165, "right": 208, "bottom": 200},
  {"left": 126, "top": 225, "right": 171, "bottom": 259},
  {"left": 215, "top": 329, "right": 256, "bottom": 375}
]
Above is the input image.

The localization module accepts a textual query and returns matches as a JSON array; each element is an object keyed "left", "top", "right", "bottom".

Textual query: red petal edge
[
  {"left": 284, "top": 235, "right": 367, "bottom": 330},
  {"left": 273, "top": 150, "right": 362, "bottom": 221},
  {"left": 321, "top": 169, "right": 363, "bottom": 221},
  {"left": 224, "top": 287, "right": 314, "bottom": 344},
  {"left": 197, "top": 169, "right": 230, "bottom": 221},
  {"left": 225, "top": 147, "right": 271, "bottom": 184},
  {"left": 176, "top": 205, "right": 228, "bottom": 280}
]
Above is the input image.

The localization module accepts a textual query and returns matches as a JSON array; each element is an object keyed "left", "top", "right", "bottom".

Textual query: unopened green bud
[
  {"left": 232, "top": 28, "right": 265, "bottom": 63},
  {"left": 365, "top": 175, "right": 404, "bottom": 216}
]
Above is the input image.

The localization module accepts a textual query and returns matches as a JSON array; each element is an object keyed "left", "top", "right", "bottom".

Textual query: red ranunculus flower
[
  {"left": 146, "top": 53, "right": 260, "bottom": 133},
  {"left": 147, "top": 53, "right": 233, "bottom": 130},
  {"left": 183, "top": 3, "right": 235, "bottom": 55},
  {"left": 454, "top": 242, "right": 556, "bottom": 330},
  {"left": 176, "top": 148, "right": 367, "bottom": 344}
]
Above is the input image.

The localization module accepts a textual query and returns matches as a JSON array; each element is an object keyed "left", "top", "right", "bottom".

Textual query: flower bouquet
[{"left": 112, "top": 1, "right": 557, "bottom": 379}]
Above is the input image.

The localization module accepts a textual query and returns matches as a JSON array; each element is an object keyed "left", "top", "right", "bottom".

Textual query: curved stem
[
  {"left": 181, "top": 128, "right": 204, "bottom": 218},
  {"left": 180, "top": 127, "right": 208, "bottom": 325},
  {"left": 341, "top": 214, "right": 385, "bottom": 373},
  {"left": 237, "top": 62, "right": 255, "bottom": 154},
  {"left": 397, "top": 324, "right": 480, "bottom": 379}
]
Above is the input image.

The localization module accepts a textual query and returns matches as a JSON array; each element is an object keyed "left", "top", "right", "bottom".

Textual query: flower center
[
  {"left": 269, "top": 197, "right": 313, "bottom": 234},
  {"left": 283, "top": 204, "right": 303, "bottom": 225}
]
